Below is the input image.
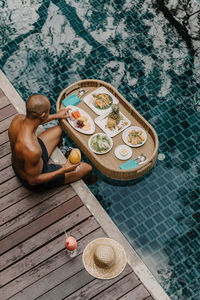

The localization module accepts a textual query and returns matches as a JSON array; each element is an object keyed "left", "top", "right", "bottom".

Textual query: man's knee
[
  {"left": 79, "top": 162, "right": 92, "bottom": 175},
  {"left": 54, "top": 126, "right": 62, "bottom": 143},
  {"left": 87, "top": 164, "right": 93, "bottom": 173},
  {"left": 85, "top": 163, "right": 93, "bottom": 177},
  {"left": 56, "top": 125, "right": 62, "bottom": 137}
]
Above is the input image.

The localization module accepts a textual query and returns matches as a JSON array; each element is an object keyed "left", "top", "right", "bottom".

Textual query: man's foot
[{"left": 83, "top": 173, "right": 99, "bottom": 185}]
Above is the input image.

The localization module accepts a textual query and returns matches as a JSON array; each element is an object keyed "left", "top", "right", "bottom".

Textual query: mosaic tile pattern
[{"left": 0, "top": 1, "right": 200, "bottom": 299}]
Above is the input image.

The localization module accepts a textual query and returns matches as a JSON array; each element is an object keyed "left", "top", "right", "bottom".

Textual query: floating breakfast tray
[{"left": 56, "top": 79, "right": 159, "bottom": 180}]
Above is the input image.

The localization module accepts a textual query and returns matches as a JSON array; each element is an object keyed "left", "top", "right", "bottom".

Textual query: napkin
[
  {"left": 62, "top": 94, "right": 81, "bottom": 107},
  {"left": 120, "top": 159, "right": 139, "bottom": 170}
]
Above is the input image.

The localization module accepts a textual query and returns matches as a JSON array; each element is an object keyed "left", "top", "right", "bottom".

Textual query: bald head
[{"left": 26, "top": 94, "right": 50, "bottom": 119}]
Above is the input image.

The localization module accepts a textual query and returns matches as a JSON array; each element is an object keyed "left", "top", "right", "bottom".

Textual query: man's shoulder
[
  {"left": 12, "top": 114, "right": 25, "bottom": 122},
  {"left": 9, "top": 114, "right": 25, "bottom": 128}
]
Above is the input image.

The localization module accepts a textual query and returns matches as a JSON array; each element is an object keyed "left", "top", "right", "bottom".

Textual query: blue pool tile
[
  {"left": 138, "top": 235, "right": 149, "bottom": 245},
  {"left": 149, "top": 240, "right": 160, "bottom": 251},
  {"left": 148, "top": 229, "right": 158, "bottom": 240},
  {"left": 128, "top": 228, "right": 139, "bottom": 239},
  {"left": 145, "top": 218, "right": 156, "bottom": 228},
  {"left": 156, "top": 223, "right": 167, "bottom": 235}
]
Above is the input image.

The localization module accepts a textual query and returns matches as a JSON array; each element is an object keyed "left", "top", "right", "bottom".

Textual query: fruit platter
[{"left": 66, "top": 105, "right": 95, "bottom": 135}]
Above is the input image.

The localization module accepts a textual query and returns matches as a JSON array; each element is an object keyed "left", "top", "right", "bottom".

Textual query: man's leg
[
  {"left": 64, "top": 162, "right": 93, "bottom": 184},
  {"left": 38, "top": 126, "right": 62, "bottom": 158}
]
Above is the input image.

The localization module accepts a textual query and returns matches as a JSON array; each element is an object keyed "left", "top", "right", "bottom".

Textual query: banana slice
[
  {"left": 78, "top": 116, "right": 88, "bottom": 122},
  {"left": 82, "top": 122, "right": 91, "bottom": 131}
]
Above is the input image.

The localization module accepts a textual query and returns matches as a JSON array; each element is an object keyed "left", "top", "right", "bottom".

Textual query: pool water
[{"left": 0, "top": 1, "right": 200, "bottom": 299}]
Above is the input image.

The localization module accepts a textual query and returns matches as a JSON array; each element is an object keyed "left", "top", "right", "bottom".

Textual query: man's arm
[
  {"left": 42, "top": 108, "right": 71, "bottom": 124},
  {"left": 24, "top": 152, "right": 79, "bottom": 186}
]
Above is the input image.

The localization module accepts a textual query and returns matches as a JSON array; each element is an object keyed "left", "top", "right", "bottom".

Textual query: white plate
[
  {"left": 88, "top": 133, "right": 113, "bottom": 154},
  {"left": 122, "top": 126, "right": 147, "bottom": 147},
  {"left": 95, "top": 111, "right": 131, "bottom": 138},
  {"left": 114, "top": 145, "right": 132, "bottom": 160},
  {"left": 83, "top": 86, "right": 119, "bottom": 115},
  {"left": 66, "top": 105, "right": 95, "bottom": 135}
]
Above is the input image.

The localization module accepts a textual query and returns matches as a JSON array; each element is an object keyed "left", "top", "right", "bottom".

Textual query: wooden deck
[{"left": 0, "top": 89, "right": 153, "bottom": 300}]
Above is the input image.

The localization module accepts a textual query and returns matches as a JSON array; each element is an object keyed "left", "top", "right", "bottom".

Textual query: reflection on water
[{"left": 0, "top": 1, "right": 200, "bottom": 299}]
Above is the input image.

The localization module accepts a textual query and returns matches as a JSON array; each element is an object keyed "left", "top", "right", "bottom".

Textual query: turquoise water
[{"left": 0, "top": 1, "right": 200, "bottom": 299}]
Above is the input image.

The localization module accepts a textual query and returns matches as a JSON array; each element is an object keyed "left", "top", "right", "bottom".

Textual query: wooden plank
[
  {"left": 1, "top": 220, "right": 102, "bottom": 299},
  {"left": 0, "top": 189, "right": 79, "bottom": 253},
  {"left": 38, "top": 269, "right": 94, "bottom": 300},
  {"left": 0, "top": 114, "right": 17, "bottom": 133},
  {"left": 11, "top": 254, "right": 91, "bottom": 300},
  {"left": 1, "top": 205, "right": 91, "bottom": 270},
  {"left": 0, "top": 184, "right": 67, "bottom": 227},
  {"left": 0, "top": 140, "right": 11, "bottom": 158},
  {"left": 0, "top": 130, "right": 9, "bottom": 145},
  {"left": 0, "top": 185, "right": 31, "bottom": 212},
  {"left": 118, "top": 284, "right": 150, "bottom": 299},
  {"left": 0, "top": 186, "right": 76, "bottom": 240},
  {"left": 0, "top": 152, "right": 11, "bottom": 170},
  {"left": 145, "top": 297, "right": 153, "bottom": 300},
  {"left": 0, "top": 88, "right": 5, "bottom": 98},
  {"left": 0, "top": 165, "right": 15, "bottom": 185},
  {"left": 91, "top": 273, "right": 140, "bottom": 300},
  {"left": 0, "top": 176, "right": 22, "bottom": 199},
  {"left": 0, "top": 95, "right": 10, "bottom": 109},
  {"left": 66, "top": 265, "right": 133, "bottom": 300},
  {"left": 13, "top": 266, "right": 132, "bottom": 300},
  {"left": 0, "top": 104, "right": 17, "bottom": 122}
]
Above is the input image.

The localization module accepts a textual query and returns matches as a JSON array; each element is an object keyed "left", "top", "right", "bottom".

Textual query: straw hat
[{"left": 82, "top": 238, "right": 126, "bottom": 279}]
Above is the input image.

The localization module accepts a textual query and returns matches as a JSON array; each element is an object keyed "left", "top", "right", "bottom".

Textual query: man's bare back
[
  {"left": 9, "top": 114, "right": 43, "bottom": 182},
  {"left": 8, "top": 94, "right": 92, "bottom": 190}
]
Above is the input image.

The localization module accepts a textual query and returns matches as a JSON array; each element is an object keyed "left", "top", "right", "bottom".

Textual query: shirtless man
[{"left": 8, "top": 94, "right": 92, "bottom": 191}]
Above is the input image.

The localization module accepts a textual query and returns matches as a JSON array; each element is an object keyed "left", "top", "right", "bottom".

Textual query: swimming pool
[{"left": 0, "top": 1, "right": 200, "bottom": 299}]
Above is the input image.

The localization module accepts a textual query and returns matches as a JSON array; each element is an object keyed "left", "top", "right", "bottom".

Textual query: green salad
[{"left": 90, "top": 134, "right": 111, "bottom": 153}]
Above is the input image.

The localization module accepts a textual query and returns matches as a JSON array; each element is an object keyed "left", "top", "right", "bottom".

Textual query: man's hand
[
  {"left": 41, "top": 108, "right": 72, "bottom": 124},
  {"left": 62, "top": 159, "right": 80, "bottom": 173},
  {"left": 56, "top": 108, "right": 72, "bottom": 119}
]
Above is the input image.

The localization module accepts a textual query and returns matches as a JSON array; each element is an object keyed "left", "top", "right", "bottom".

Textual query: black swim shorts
[{"left": 13, "top": 137, "right": 65, "bottom": 192}]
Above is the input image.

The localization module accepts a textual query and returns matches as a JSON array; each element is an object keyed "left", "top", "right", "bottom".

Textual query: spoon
[
  {"left": 78, "top": 88, "right": 85, "bottom": 97},
  {"left": 136, "top": 154, "right": 146, "bottom": 165}
]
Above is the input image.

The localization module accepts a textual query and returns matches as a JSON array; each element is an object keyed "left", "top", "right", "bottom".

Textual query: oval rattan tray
[{"left": 56, "top": 79, "right": 158, "bottom": 180}]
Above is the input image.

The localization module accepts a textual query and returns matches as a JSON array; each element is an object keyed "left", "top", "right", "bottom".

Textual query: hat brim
[{"left": 82, "top": 238, "right": 127, "bottom": 279}]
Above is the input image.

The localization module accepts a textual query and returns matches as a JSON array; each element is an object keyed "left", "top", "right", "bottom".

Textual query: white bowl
[
  {"left": 114, "top": 145, "right": 132, "bottom": 160},
  {"left": 88, "top": 133, "right": 113, "bottom": 154}
]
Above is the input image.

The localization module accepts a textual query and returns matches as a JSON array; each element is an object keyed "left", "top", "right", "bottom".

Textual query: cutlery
[
  {"left": 136, "top": 154, "right": 146, "bottom": 165},
  {"left": 78, "top": 88, "right": 85, "bottom": 97},
  {"left": 77, "top": 88, "right": 89, "bottom": 98}
]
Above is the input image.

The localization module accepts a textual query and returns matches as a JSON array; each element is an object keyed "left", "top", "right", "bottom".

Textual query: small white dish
[{"left": 114, "top": 145, "right": 132, "bottom": 160}]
